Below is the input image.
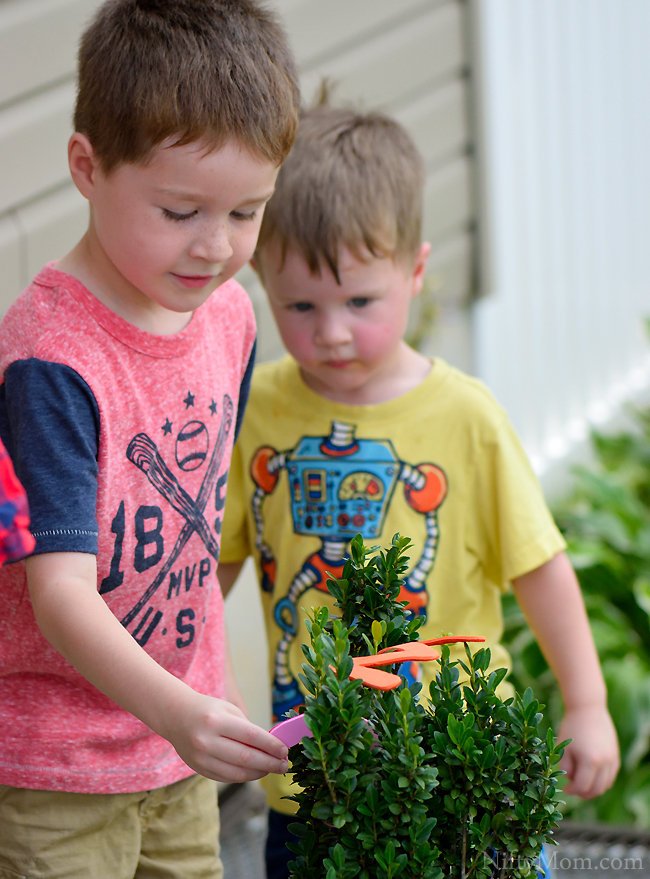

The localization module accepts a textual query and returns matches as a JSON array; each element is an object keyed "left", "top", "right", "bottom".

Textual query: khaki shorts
[{"left": 0, "top": 773, "right": 222, "bottom": 879}]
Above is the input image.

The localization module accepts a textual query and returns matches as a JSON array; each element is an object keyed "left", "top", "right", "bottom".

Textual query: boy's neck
[
  {"left": 56, "top": 234, "right": 193, "bottom": 336},
  {"left": 299, "top": 342, "right": 432, "bottom": 407}
]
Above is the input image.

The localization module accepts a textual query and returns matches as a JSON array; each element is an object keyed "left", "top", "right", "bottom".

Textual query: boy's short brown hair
[
  {"left": 255, "top": 105, "right": 425, "bottom": 281},
  {"left": 74, "top": 0, "right": 299, "bottom": 172}
]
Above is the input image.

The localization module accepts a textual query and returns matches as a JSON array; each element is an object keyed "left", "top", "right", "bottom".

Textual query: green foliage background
[{"left": 502, "top": 403, "right": 650, "bottom": 826}]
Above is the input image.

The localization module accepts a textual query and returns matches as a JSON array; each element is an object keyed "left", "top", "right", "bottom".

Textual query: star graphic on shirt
[
  {"left": 161, "top": 418, "right": 172, "bottom": 435},
  {"left": 183, "top": 391, "right": 195, "bottom": 409},
  {"left": 209, "top": 399, "right": 218, "bottom": 416}
]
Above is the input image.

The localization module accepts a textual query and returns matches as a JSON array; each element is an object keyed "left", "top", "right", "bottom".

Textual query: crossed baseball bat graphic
[{"left": 121, "top": 395, "right": 233, "bottom": 629}]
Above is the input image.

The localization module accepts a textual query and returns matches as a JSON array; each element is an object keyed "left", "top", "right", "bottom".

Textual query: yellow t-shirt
[{"left": 220, "top": 356, "right": 565, "bottom": 813}]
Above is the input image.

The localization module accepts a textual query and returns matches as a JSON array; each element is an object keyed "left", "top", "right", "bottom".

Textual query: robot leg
[{"left": 272, "top": 563, "right": 321, "bottom": 721}]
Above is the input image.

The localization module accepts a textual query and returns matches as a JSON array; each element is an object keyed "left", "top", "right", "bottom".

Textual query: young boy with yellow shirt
[{"left": 218, "top": 106, "right": 619, "bottom": 879}]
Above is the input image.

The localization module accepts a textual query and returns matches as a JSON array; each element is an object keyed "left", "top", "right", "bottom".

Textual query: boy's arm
[
  {"left": 26, "top": 551, "right": 287, "bottom": 782},
  {"left": 512, "top": 551, "right": 619, "bottom": 799},
  {"left": 216, "top": 561, "right": 248, "bottom": 710},
  {"left": 223, "top": 626, "right": 249, "bottom": 717},
  {"left": 218, "top": 560, "right": 245, "bottom": 598}
]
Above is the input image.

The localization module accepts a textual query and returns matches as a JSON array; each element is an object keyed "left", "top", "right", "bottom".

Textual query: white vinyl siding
[
  {"left": 0, "top": 0, "right": 94, "bottom": 106},
  {"left": 0, "top": 82, "right": 77, "bottom": 215},
  {"left": 0, "top": 0, "right": 98, "bottom": 313},
  {"left": 472, "top": 0, "right": 650, "bottom": 493}
]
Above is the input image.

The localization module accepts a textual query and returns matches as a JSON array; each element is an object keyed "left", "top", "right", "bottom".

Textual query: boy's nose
[
  {"left": 188, "top": 223, "right": 233, "bottom": 265},
  {"left": 314, "top": 313, "right": 353, "bottom": 348}
]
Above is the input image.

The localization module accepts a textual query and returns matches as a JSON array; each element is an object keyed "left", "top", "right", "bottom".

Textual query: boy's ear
[
  {"left": 410, "top": 242, "right": 431, "bottom": 298},
  {"left": 67, "top": 133, "right": 101, "bottom": 201}
]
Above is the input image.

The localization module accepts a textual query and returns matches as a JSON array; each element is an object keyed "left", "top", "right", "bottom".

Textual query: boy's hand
[
  {"left": 26, "top": 552, "right": 288, "bottom": 785},
  {"left": 513, "top": 552, "right": 620, "bottom": 800},
  {"left": 162, "top": 692, "right": 289, "bottom": 784},
  {"left": 558, "top": 704, "right": 620, "bottom": 799}
]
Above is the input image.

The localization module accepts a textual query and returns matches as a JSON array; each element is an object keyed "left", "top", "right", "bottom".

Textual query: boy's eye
[
  {"left": 230, "top": 209, "right": 258, "bottom": 221},
  {"left": 163, "top": 208, "right": 198, "bottom": 222},
  {"left": 291, "top": 302, "right": 313, "bottom": 313},
  {"left": 348, "top": 297, "right": 371, "bottom": 308}
]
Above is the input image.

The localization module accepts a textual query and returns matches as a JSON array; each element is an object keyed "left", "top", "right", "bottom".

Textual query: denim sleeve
[
  {"left": 234, "top": 339, "right": 256, "bottom": 443},
  {"left": 0, "top": 359, "right": 100, "bottom": 555}
]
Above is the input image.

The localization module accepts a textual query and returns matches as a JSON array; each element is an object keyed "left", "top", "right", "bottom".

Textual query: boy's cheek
[
  {"left": 353, "top": 323, "right": 392, "bottom": 352},
  {"left": 273, "top": 312, "right": 303, "bottom": 350},
  {"left": 237, "top": 227, "right": 263, "bottom": 266},
  {"left": 280, "top": 329, "right": 310, "bottom": 362}
]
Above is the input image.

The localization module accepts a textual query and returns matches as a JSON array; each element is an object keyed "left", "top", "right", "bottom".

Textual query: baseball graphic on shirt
[{"left": 175, "top": 421, "right": 209, "bottom": 471}]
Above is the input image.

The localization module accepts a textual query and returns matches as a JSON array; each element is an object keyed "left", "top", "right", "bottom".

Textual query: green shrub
[{"left": 287, "top": 535, "right": 567, "bottom": 878}]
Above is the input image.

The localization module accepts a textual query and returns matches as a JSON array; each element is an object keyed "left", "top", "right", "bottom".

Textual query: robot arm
[
  {"left": 250, "top": 446, "right": 286, "bottom": 593},
  {"left": 401, "top": 462, "right": 447, "bottom": 513},
  {"left": 250, "top": 446, "right": 284, "bottom": 494},
  {"left": 395, "top": 462, "right": 448, "bottom": 618}
]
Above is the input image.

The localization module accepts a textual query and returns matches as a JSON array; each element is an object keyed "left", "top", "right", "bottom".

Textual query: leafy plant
[
  {"left": 503, "top": 402, "right": 650, "bottom": 826},
  {"left": 287, "top": 534, "right": 567, "bottom": 878}
]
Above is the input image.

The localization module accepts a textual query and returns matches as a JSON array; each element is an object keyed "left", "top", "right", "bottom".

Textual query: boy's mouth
[
  {"left": 325, "top": 359, "right": 355, "bottom": 369},
  {"left": 171, "top": 273, "right": 215, "bottom": 289}
]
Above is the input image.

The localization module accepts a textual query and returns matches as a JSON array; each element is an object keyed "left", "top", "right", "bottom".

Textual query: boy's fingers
[
  {"left": 218, "top": 712, "right": 289, "bottom": 760},
  {"left": 203, "top": 734, "right": 289, "bottom": 775},
  {"left": 200, "top": 759, "right": 277, "bottom": 785},
  {"left": 572, "top": 766, "right": 605, "bottom": 800},
  {"left": 558, "top": 749, "right": 576, "bottom": 782},
  {"left": 583, "top": 757, "right": 619, "bottom": 800},
  {"left": 198, "top": 713, "right": 289, "bottom": 772},
  {"left": 564, "top": 749, "right": 618, "bottom": 799},
  {"left": 560, "top": 747, "right": 593, "bottom": 797}
]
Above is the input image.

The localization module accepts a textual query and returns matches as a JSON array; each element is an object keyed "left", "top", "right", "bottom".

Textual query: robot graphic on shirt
[{"left": 249, "top": 420, "right": 447, "bottom": 721}]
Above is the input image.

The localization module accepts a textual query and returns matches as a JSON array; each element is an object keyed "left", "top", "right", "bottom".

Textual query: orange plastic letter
[{"left": 350, "top": 642, "right": 441, "bottom": 691}]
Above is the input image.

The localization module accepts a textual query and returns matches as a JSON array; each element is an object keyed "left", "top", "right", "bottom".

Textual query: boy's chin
[{"left": 299, "top": 364, "right": 370, "bottom": 395}]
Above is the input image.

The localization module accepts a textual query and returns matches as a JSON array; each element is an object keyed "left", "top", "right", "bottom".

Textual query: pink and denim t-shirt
[{"left": 0, "top": 265, "right": 255, "bottom": 793}]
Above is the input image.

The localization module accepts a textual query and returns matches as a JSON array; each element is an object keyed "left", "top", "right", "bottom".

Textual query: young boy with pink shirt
[{"left": 0, "top": 1, "right": 299, "bottom": 875}]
